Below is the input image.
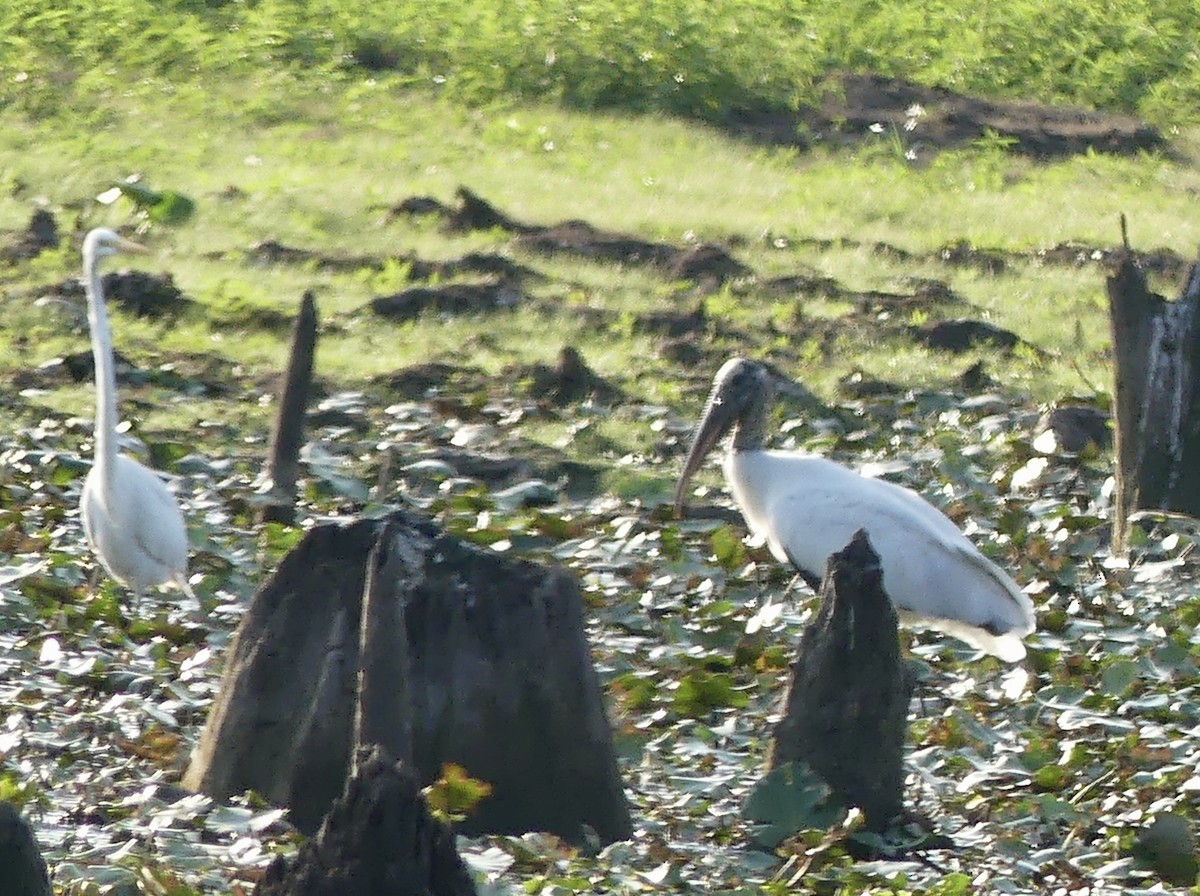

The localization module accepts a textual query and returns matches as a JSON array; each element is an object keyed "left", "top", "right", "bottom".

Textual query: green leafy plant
[{"left": 423, "top": 763, "right": 493, "bottom": 823}]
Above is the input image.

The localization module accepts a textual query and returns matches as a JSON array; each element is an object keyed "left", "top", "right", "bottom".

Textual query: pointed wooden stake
[{"left": 261, "top": 291, "right": 318, "bottom": 525}]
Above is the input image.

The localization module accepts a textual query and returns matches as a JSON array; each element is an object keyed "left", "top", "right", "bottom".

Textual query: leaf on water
[
  {"left": 745, "top": 598, "right": 783, "bottom": 635},
  {"left": 743, "top": 761, "right": 844, "bottom": 849},
  {"left": 1031, "top": 764, "right": 1070, "bottom": 792},
  {"left": 38, "top": 637, "right": 61, "bottom": 664},
  {"left": 709, "top": 525, "right": 746, "bottom": 570},
  {"left": 205, "top": 805, "right": 269, "bottom": 835},
  {"left": 58, "top": 864, "right": 138, "bottom": 887},
  {"left": 1055, "top": 707, "right": 1136, "bottom": 733},
  {"left": 1133, "top": 557, "right": 1185, "bottom": 582},
  {"left": 0, "top": 560, "right": 45, "bottom": 587},
  {"left": 672, "top": 670, "right": 748, "bottom": 716},
  {"left": 423, "top": 763, "right": 493, "bottom": 822},
  {"left": 301, "top": 443, "right": 371, "bottom": 502},
  {"left": 640, "top": 861, "right": 678, "bottom": 885},
  {"left": 859, "top": 458, "right": 913, "bottom": 478},
  {"left": 60, "top": 655, "right": 97, "bottom": 678},
  {"left": 461, "top": 845, "right": 516, "bottom": 878},
  {"left": 141, "top": 703, "right": 180, "bottom": 729},
  {"left": 493, "top": 479, "right": 558, "bottom": 510},
  {"left": 246, "top": 807, "right": 288, "bottom": 833},
  {"left": 1011, "top": 456, "right": 1049, "bottom": 490},
  {"left": 1000, "top": 665, "right": 1030, "bottom": 700},
  {"left": 1100, "top": 658, "right": 1138, "bottom": 696},
  {"left": 1091, "top": 857, "right": 1137, "bottom": 878}
]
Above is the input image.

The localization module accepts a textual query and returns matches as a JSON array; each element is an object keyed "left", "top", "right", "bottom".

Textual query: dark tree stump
[
  {"left": 184, "top": 510, "right": 632, "bottom": 844},
  {"left": 0, "top": 801, "right": 51, "bottom": 896},
  {"left": 394, "top": 519, "right": 631, "bottom": 844},
  {"left": 260, "top": 291, "right": 318, "bottom": 525},
  {"left": 256, "top": 746, "right": 478, "bottom": 896},
  {"left": 182, "top": 518, "right": 380, "bottom": 829},
  {"left": 765, "top": 530, "right": 909, "bottom": 830},
  {"left": 1107, "top": 223, "right": 1200, "bottom": 554}
]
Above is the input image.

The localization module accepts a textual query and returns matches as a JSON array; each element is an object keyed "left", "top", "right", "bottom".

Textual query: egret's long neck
[
  {"left": 731, "top": 389, "right": 770, "bottom": 453},
  {"left": 84, "top": 256, "right": 120, "bottom": 478}
]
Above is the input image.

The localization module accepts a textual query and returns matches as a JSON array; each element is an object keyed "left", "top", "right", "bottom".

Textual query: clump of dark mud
[
  {"left": 374, "top": 362, "right": 488, "bottom": 400},
  {"left": 42, "top": 269, "right": 194, "bottom": 319},
  {"left": 243, "top": 239, "right": 535, "bottom": 283},
  {"left": 507, "top": 347, "right": 623, "bottom": 406},
  {"left": 413, "top": 189, "right": 748, "bottom": 288},
  {"left": 370, "top": 282, "right": 524, "bottom": 322},
  {"left": 724, "top": 72, "right": 1164, "bottom": 158},
  {"left": 912, "top": 318, "right": 1025, "bottom": 354},
  {"left": 0, "top": 209, "right": 59, "bottom": 264}
]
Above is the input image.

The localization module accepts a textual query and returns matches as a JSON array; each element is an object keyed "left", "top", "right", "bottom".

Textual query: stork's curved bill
[{"left": 674, "top": 357, "right": 1035, "bottom": 662}]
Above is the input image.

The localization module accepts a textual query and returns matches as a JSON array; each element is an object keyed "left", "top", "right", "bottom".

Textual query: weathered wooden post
[
  {"left": 260, "top": 291, "right": 318, "bottom": 525},
  {"left": 1106, "top": 218, "right": 1200, "bottom": 553},
  {"left": 765, "top": 530, "right": 909, "bottom": 830}
]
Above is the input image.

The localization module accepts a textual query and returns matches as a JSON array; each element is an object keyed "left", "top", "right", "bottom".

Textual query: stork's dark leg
[{"left": 783, "top": 548, "right": 822, "bottom": 592}]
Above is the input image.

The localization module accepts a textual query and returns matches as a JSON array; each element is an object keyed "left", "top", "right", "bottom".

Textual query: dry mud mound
[{"left": 726, "top": 72, "right": 1165, "bottom": 158}]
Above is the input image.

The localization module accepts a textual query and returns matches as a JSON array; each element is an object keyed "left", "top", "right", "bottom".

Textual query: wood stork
[
  {"left": 674, "top": 357, "right": 1035, "bottom": 661},
  {"left": 79, "top": 228, "right": 194, "bottom": 605}
]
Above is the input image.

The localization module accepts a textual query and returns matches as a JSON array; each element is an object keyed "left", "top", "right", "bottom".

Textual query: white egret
[
  {"left": 674, "top": 357, "right": 1035, "bottom": 661},
  {"left": 79, "top": 228, "right": 193, "bottom": 604}
]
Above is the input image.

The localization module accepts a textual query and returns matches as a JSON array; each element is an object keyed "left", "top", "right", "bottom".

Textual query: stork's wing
[{"left": 729, "top": 452, "right": 1033, "bottom": 658}]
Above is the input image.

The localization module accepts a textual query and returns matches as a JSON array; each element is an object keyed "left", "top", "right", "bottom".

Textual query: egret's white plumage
[
  {"left": 674, "top": 357, "right": 1035, "bottom": 661},
  {"left": 79, "top": 228, "right": 192, "bottom": 602}
]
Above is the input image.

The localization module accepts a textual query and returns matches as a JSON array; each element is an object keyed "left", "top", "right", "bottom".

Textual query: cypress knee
[{"left": 766, "top": 529, "right": 910, "bottom": 830}]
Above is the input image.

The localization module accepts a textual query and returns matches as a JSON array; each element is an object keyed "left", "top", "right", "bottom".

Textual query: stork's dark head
[{"left": 673, "top": 357, "right": 774, "bottom": 517}]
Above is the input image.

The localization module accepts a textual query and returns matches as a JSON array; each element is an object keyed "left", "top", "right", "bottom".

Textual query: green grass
[
  {"left": 1, "top": 78, "right": 1195, "bottom": 244},
  {"left": 1, "top": 79, "right": 1196, "bottom": 416},
  {"left": 5, "top": 0, "right": 1200, "bottom": 127},
  {"left": 3, "top": 11, "right": 1200, "bottom": 894}
]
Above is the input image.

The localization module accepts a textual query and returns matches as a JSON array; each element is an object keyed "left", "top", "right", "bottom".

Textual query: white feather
[
  {"left": 78, "top": 229, "right": 192, "bottom": 601},
  {"left": 81, "top": 455, "right": 191, "bottom": 595},
  {"left": 729, "top": 452, "right": 1034, "bottom": 661}
]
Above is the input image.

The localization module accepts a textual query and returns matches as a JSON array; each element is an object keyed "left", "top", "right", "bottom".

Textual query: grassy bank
[{"left": 4, "top": 0, "right": 1199, "bottom": 127}]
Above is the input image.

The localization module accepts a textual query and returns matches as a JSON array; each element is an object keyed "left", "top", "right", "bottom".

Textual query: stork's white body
[
  {"left": 675, "top": 357, "right": 1035, "bottom": 662},
  {"left": 727, "top": 450, "right": 1034, "bottom": 661}
]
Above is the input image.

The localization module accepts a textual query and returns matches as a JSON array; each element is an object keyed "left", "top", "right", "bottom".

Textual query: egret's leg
[{"left": 179, "top": 577, "right": 201, "bottom": 616}]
